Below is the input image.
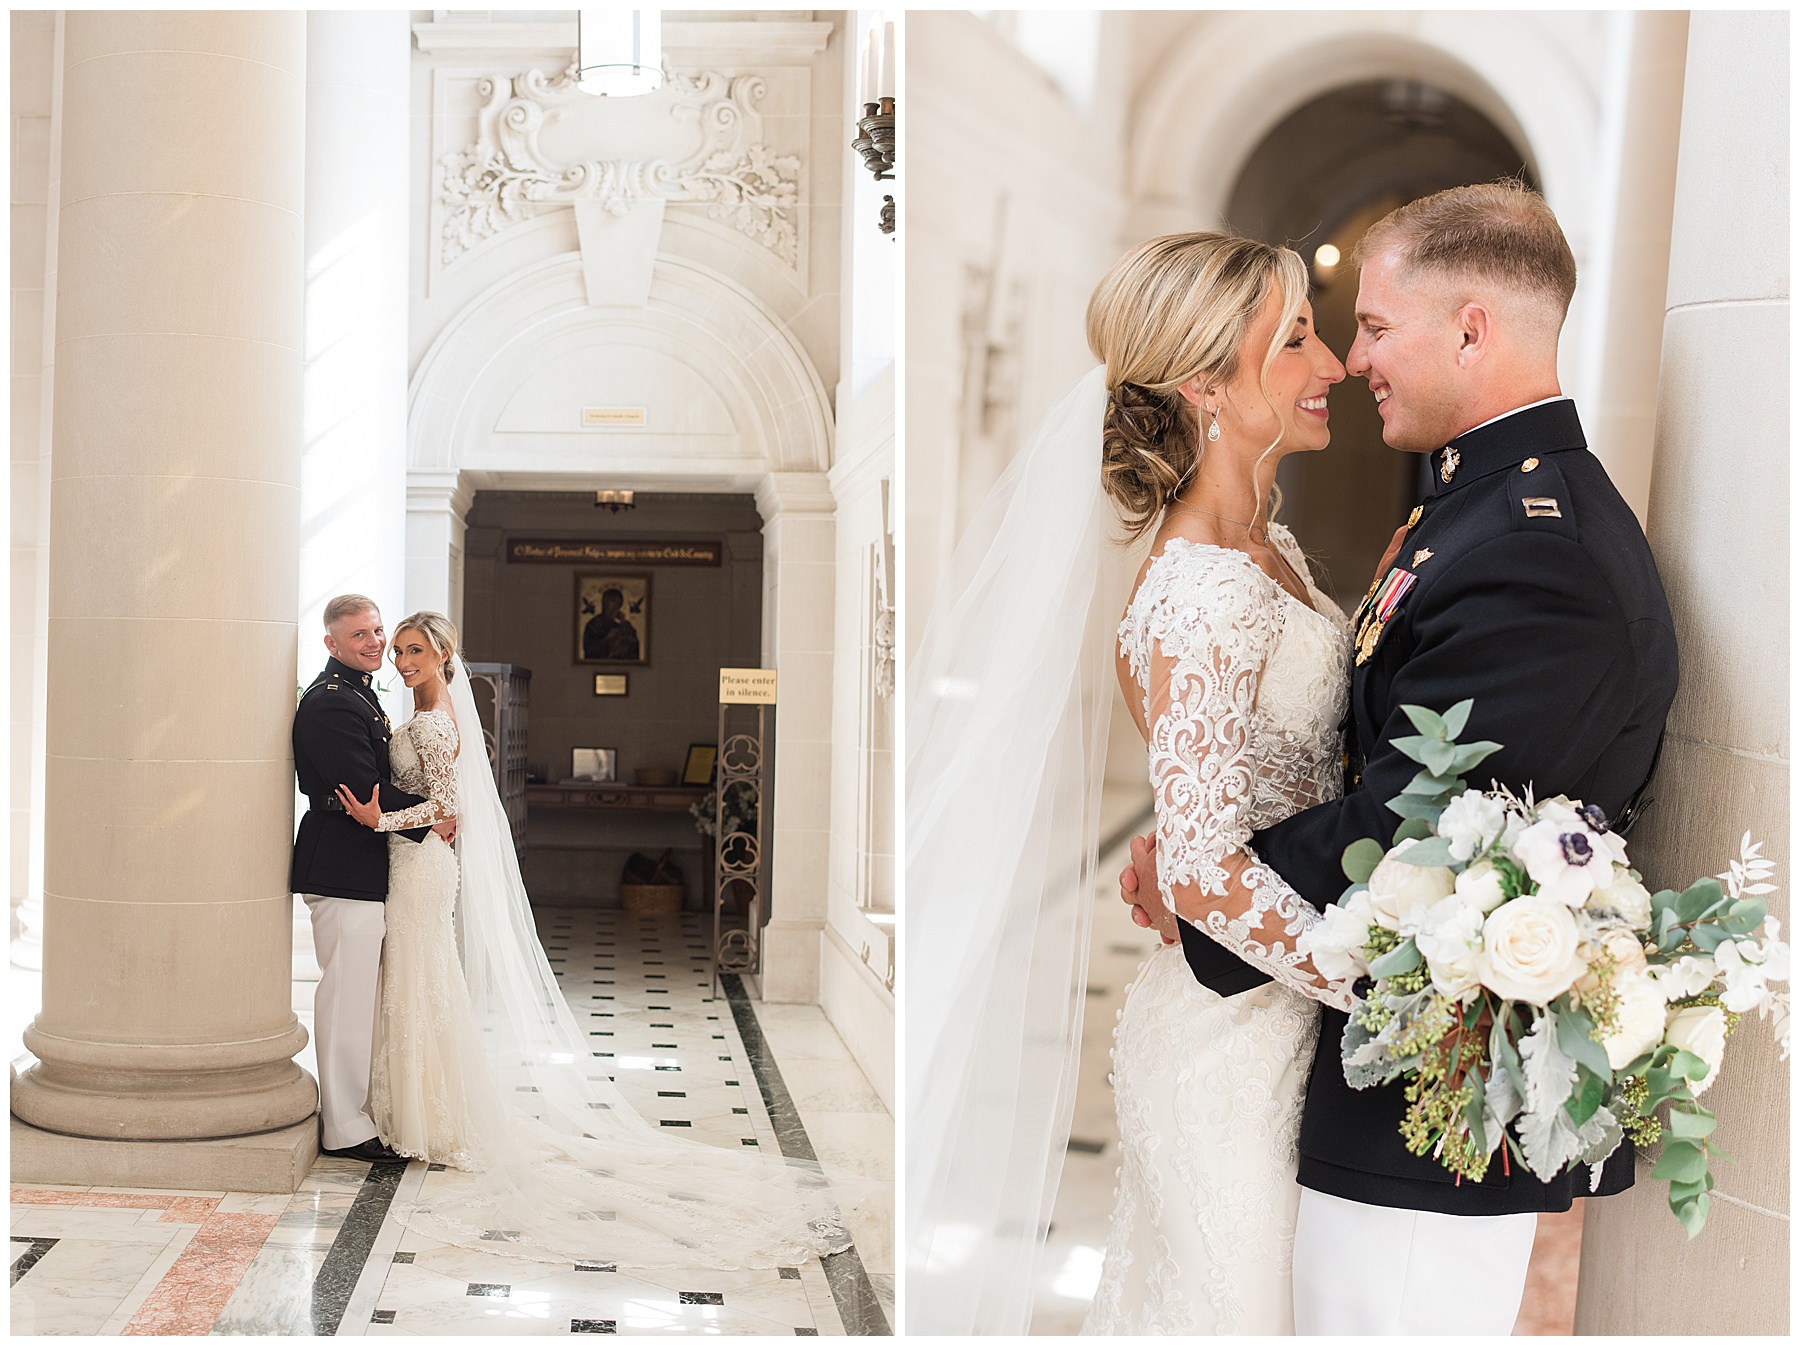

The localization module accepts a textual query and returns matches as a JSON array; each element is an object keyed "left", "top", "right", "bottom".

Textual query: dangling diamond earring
[{"left": 1207, "top": 409, "right": 1221, "bottom": 442}]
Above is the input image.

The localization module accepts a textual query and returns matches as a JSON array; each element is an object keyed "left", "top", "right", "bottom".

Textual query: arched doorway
[{"left": 1224, "top": 79, "right": 1537, "bottom": 605}]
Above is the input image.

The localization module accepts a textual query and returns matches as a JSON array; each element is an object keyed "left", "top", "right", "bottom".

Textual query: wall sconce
[
  {"left": 595, "top": 490, "right": 636, "bottom": 513},
  {"left": 852, "top": 20, "right": 896, "bottom": 235},
  {"left": 577, "top": 8, "right": 663, "bottom": 97}
]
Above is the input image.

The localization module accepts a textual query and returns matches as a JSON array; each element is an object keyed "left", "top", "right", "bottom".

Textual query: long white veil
[
  {"left": 387, "top": 670, "right": 854, "bottom": 1269},
  {"left": 905, "top": 369, "right": 1141, "bottom": 1332}
]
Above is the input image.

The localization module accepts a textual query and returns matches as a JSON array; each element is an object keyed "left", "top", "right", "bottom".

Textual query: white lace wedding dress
[
  {"left": 364, "top": 701, "right": 851, "bottom": 1270},
  {"left": 1084, "top": 527, "right": 1360, "bottom": 1335}
]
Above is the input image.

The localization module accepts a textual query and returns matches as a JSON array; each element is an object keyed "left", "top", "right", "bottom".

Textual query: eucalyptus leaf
[
  {"left": 1491, "top": 1018, "right": 1527, "bottom": 1103},
  {"left": 1342, "top": 838, "right": 1386, "bottom": 884},
  {"left": 1688, "top": 924, "right": 1731, "bottom": 953},
  {"left": 1441, "top": 699, "right": 1474, "bottom": 739},
  {"left": 1368, "top": 939, "right": 1423, "bottom": 979},
  {"left": 1676, "top": 878, "right": 1725, "bottom": 925},
  {"left": 1401, "top": 704, "right": 1447, "bottom": 737},
  {"left": 1392, "top": 817, "right": 1434, "bottom": 844},
  {"left": 1556, "top": 1004, "right": 1613, "bottom": 1082},
  {"left": 1450, "top": 741, "right": 1503, "bottom": 774},
  {"left": 1387, "top": 795, "right": 1446, "bottom": 821},
  {"left": 1652, "top": 1141, "right": 1708, "bottom": 1184},
  {"left": 1670, "top": 1048, "right": 1711, "bottom": 1083},
  {"left": 1395, "top": 836, "right": 1455, "bottom": 867},
  {"left": 1665, "top": 1106, "right": 1717, "bottom": 1141},
  {"left": 1403, "top": 767, "right": 1465, "bottom": 797},
  {"left": 1673, "top": 1192, "right": 1709, "bottom": 1239},
  {"left": 1420, "top": 740, "right": 1459, "bottom": 778},
  {"left": 1390, "top": 734, "right": 1433, "bottom": 765}
]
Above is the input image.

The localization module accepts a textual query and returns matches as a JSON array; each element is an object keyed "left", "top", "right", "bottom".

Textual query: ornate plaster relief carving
[{"left": 438, "top": 63, "right": 802, "bottom": 268}]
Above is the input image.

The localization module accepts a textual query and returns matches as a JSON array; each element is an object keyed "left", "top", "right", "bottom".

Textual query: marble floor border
[
  {"left": 309, "top": 1162, "right": 407, "bottom": 1336},
  {"left": 11, "top": 1236, "right": 57, "bottom": 1286},
  {"left": 719, "top": 974, "right": 891, "bottom": 1337}
]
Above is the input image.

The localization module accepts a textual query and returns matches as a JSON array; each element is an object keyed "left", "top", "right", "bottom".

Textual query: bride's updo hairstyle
[
  {"left": 1086, "top": 232, "right": 1308, "bottom": 538},
  {"left": 392, "top": 610, "right": 461, "bottom": 684}
]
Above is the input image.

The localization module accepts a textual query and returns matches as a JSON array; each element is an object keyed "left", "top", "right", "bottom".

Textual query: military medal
[{"left": 1354, "top": 566, "right": 1418, "bottom": 666}]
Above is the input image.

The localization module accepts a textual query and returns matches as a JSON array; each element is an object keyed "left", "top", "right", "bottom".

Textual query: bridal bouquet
[{"left": 1296, "top": 701, "right": 1789, "bottom": 1238}]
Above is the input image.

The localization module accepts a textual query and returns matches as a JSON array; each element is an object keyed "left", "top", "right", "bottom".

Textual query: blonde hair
[
  {"left": 1086, "top": 232, "right": 1309, "bottom": 538},
  {"left": 323, "top": 593, "right": 379, "bottom": 629},
  {"left": 391, "top": 610, "right": 461, "bottom": 684},
  {"left": 1353, "top": 179, "right": 1576, "bottom": 319}
]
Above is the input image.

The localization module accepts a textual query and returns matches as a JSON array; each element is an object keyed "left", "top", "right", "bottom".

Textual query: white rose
[
  {"left": 1438, "top": 790, "right": 1507, "bottom": 862},
  {"left": 1454, "top": 859, "right": 1509, "bottom": 914},
  {"left": 1367, "top": 839, "right": 1457, "bottom": 935},
  {"left": 1511, "top": 819, "right": 1608, "bottom": 908},
  {"left": 1300, "top": 889, "right": 1376, "bottom": 982},
  {"left": 1664, "top": 1005, "right": 1729, "bottom": 1096},
  {"left": 1475, "top": 896, "right": 1587, "bottom": 1005},
  {"left": 1600, "top": 970, "right": 1667, "bottom": 1070},
  {"left": 1597, "top": 927, "right": 1650, "bottom": 976},
  {"left": 1586, "top": 866, "right": 1653, "bottom": 929},
  {"left": 1415, "top": 894, "right": 1487, "bottom": 1001}
]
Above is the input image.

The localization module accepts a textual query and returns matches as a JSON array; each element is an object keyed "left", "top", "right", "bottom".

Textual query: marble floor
[
  {"left": 1029, "top": 789, "right": 1581, "bottom": 1335},
  {"left": 12, "top": 909, "right": 893, "bottom": 1336}
]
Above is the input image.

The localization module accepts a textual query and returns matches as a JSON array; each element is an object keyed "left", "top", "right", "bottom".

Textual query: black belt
[{"left": 310, "top": 795, "right": 347, "bottom": 814}]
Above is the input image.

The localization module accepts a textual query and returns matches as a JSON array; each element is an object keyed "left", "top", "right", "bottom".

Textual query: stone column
[
  {"left": 299, "top": 11, "right": 410, "bottom": 695},
  {"left": 1574, "top": 11, "right": 1789, "bottom": 1333},
  {"left": 754, "top": 471, "right": 837, "bottom": 1003},
  {"left": 11, "top": 13, "right": 318, "bottom": 1192},
  {"left": 406, "top": 471, "right": 476, "bottom": 632},
  {"left": 11, "top": 12, "right": 60, "bottom": 973},
  {"left": 1578, "top": 11, "right": 1689, "bottom": 523}
]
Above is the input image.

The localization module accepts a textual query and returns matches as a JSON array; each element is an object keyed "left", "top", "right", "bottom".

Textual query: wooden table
[{"left": 526, "top": 782, "right": 710, "bottom": 813}]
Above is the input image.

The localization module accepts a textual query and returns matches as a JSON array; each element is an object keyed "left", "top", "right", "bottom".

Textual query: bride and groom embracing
[
  {"left": 909, "top": 181, "right": 1677, "bottom": 1334},
  {"left": 290, "top": 597, "right": 852, "bottom": 1268}
]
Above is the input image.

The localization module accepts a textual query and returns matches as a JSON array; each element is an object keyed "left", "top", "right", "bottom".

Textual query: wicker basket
[{"left": 620, "top": 882, "right": 684, "bottom": 914}]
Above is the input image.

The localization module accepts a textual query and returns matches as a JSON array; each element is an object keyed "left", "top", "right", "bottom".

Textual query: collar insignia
[{"left": 1440, "top": 445, "right": 1461, "bottom": 483}]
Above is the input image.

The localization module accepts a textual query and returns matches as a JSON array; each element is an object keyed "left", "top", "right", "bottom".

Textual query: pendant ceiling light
[{"left": 577, "top": 9, "right": 663, "bottom": 97}]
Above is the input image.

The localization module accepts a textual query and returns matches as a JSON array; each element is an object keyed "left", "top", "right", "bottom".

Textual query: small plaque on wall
[
  {"left": 583, "top": 407, "right": 646, "bottom": 426},
  {"left": 508, "top": 539, "right": 722, "bottom": 566},
  {"left": 594, "top": 674, "right": 628, "bottom": 696}
]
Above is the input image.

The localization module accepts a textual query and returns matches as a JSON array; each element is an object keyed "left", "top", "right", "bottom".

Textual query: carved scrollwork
[{"left": 437, "top": 63, "right": 802, "bottom": 267}]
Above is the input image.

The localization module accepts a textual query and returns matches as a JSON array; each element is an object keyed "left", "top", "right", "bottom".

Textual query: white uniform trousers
[
  {"left": 1292, "top": 1187, "right": 1538, "bottom": 1335},
  {"left": 303, "top": 893, "right": 386, "bottom": 1151}
]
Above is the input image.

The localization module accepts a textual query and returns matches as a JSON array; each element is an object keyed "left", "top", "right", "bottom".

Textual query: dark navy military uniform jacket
[
  {"left": 290, "top": 657, "right": 431, "bottom": 902},
  {"left": 1178, "top": 398, "right": 1678, "bottom": 1215}
]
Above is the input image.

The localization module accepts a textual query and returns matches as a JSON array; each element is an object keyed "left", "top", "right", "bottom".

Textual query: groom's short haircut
[
  {"left": 323, "top": 593, "right": 379, "bottom": 629},
  {"left": 1353, "top": 180, "right": 1577, "bottom": 321}
]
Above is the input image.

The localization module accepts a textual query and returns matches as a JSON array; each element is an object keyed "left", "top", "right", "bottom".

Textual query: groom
[
  {"left": 291, "top": 594, "right": 451, "bottom": 1162},
  {"left": 1121, "top": 183, "right": 1677, "bottom": 1333}
]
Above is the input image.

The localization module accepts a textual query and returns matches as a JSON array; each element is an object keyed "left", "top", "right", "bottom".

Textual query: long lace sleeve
[
  {"left": 1133, "top": 555, "right": 1358, "bottom": 1012},
  {"left": 377, "top": 712, "right": 460, "bottom": 832}
]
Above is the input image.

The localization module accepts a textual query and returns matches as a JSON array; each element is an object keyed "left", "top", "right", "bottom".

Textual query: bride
[
  {"left": 335, "top": 610, "right": 849, "bottom": 1269},
  {"left": 907, "top": 233, "right": 1361, "bottom": 1333}
]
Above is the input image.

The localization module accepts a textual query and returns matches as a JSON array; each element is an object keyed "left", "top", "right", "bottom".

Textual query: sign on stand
[{"left": 713, "top": 669, "right": 776, "bottom": 996}]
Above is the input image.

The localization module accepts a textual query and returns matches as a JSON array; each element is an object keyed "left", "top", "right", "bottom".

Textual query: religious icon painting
[{"left": 575, "top": 573, "right": 650, "bottom": 664}]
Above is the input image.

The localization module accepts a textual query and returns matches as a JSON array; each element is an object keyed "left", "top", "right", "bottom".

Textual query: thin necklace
[{"left": 1168, "top": 504, "right": 1266, "bottom": 539}]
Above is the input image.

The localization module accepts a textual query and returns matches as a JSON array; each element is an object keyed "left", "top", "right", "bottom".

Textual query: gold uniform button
[{"left": 1522, "top": 457, "right": 1540, "bottom": 472}]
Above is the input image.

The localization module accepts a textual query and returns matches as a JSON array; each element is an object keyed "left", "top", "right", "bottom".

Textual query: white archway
[
  {"left": 408, "top": 251, "right": 832, "bottom": 488},
  {"left": 1126, "top": 12, "right": 1597, "bottom": 249},
  {"left": 403, "top": 248, "right": 839, "bottom": 1006}
]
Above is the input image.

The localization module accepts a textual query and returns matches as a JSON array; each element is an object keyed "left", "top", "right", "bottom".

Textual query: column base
[
  {"left": 10, "top": 1113, "right": 320, "bottom": 1194},
  {"left": 760, "top": 917, "right": 823, "bottom": 1003}
]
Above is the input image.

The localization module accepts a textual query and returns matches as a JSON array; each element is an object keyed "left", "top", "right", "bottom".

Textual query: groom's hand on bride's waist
[{"left": 1119, "top": 833, "right": 1177, "bottom": 945}]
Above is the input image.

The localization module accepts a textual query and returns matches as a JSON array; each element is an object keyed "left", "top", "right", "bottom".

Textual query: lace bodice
[
  {"left": 378, "top": 709, "right": 459, "bottom": 831},
  {"left": 1118, "top": 527, "right": 1358, "bottom": 1011}
]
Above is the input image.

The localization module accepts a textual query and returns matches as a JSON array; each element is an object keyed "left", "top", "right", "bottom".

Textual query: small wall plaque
[
  {"left": 594, "top": 674, "right": 628, "bottom": 696},
  {"left": 583, "top": 407, "right": 647, "bottom": 427}
]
